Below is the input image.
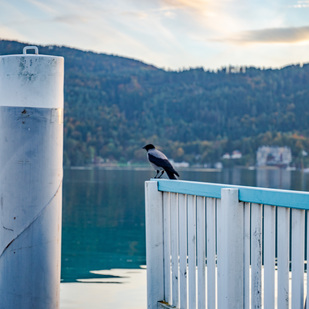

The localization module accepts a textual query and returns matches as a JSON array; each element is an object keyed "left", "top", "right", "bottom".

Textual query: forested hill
[{"left": 1, "top": 39, "right": 309, "bottom": 167}]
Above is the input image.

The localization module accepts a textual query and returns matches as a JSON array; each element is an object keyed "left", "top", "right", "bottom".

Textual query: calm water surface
[{"left": 61, "top": 168, "right": 309, "bottom": 306}]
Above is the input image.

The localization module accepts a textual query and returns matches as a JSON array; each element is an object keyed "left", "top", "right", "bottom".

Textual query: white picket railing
[{"left": 145, "top": 179, "right": 309, "bottom": 309}]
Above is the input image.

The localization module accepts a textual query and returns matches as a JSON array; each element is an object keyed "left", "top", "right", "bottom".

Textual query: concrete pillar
[{"left": 0, "top": 46, "right": 64, "bottom": 309}]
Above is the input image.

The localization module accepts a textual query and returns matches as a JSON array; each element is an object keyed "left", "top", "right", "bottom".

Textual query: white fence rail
[{"left": 145, "top": 179, "right": 309, "bottom": 309}]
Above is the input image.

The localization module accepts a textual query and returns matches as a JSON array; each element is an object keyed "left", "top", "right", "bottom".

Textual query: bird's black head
[{"left": 143, "top": 144, "right": 155, "bottom": 151}]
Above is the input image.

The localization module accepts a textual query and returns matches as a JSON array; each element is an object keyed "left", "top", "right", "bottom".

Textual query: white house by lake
[{"left": 256, "top": 146, "right": 292, "bottom": 167}]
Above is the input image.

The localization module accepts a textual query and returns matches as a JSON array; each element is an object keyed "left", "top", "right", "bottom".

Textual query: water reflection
[
  {"left": 61, "top": 167, "right": 309, "bottom": 282},
  {"left": 61, "top": 169, "right": 148, "bottom": 282},
  {"left": 257, "top": 168, "right": 291, "bottom": 189}
]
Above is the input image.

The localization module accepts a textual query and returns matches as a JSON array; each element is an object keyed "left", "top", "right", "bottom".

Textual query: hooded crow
[{"left": 143, "top": 144, "right": 179, "bottom": 180}]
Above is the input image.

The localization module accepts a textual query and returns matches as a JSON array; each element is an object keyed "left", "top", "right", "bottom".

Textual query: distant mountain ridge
[
  {"left": 0, "top": 40, "right": 159, "bottom": 73},
  {"left": 1, "top": 39, "right": 309, "bottom": 168}
]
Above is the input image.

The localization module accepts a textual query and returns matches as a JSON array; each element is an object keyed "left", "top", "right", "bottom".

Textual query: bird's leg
[
  {"left": 158, "top": 170, "right": 165, "bottom": 178},
  {"left": 154, "top": 170, "right": 160, "bottom": 178}
]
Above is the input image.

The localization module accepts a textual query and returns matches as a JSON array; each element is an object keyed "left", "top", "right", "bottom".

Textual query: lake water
[{"left": 60, "top": 167, "right": 309, "bottom": 308}]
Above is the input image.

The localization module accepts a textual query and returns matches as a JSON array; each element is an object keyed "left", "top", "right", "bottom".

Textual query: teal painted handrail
[{"left": 155, "top": 179, "right": 309, "bottom": 209}]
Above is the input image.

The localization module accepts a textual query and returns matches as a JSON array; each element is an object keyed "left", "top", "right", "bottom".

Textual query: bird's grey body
[
  {"left": 148, "top": 148, "right": 168, "bottom": 172},
  {"left": 143, "top": 144, "right": 179, "bottom": 179}
]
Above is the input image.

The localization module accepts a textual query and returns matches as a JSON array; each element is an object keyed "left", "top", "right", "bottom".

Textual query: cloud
[
  {"left": 160, "top": 0, "right": 207, "bottom": 11},
  {"left": 26, "top": 0, "right": 57, "bottom": 14},
  {"left": 212, "top": 25, "right": 309, "bottom": 44},
  {"left": 0, "top": 25, "right": 27, "bottom": 41},
  {"left": 120, "top": 11, "right": 148, "bottom": 19},
  {"left": 289, "top": 0, "right": 309, "bottom": 8},
  {"left": 54, "top": 15, "right": 88, "bottom": 24}
]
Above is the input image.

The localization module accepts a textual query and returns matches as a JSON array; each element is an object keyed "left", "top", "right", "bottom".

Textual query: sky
[{"left": 1, "top": 0, "right": 309, "bottom": 70}]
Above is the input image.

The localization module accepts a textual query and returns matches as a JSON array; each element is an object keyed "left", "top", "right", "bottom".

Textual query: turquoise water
[{"left": 61, "top": 168, "right": 147, "bottom": 282}]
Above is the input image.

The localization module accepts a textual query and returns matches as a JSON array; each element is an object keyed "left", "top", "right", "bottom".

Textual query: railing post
[
  {"left": 217, "top": 188, "right": 243, "bottom": 309},
  {"left": 145, "top": 180, "right": 164, "bottom": 309}
]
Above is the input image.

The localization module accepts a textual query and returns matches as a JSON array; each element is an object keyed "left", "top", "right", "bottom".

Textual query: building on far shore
[{"left": 256, "top": 146, "right": 292, "bottom": 168}]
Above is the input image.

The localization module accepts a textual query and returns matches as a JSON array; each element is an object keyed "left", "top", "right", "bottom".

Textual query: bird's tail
[{"left": 166, "top": 170, "right": 178, "bottom": 180}]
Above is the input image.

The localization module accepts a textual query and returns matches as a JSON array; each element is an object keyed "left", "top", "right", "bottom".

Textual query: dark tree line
[{"left": 1, "top": 39, "right": 309, "bottom": 167}]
